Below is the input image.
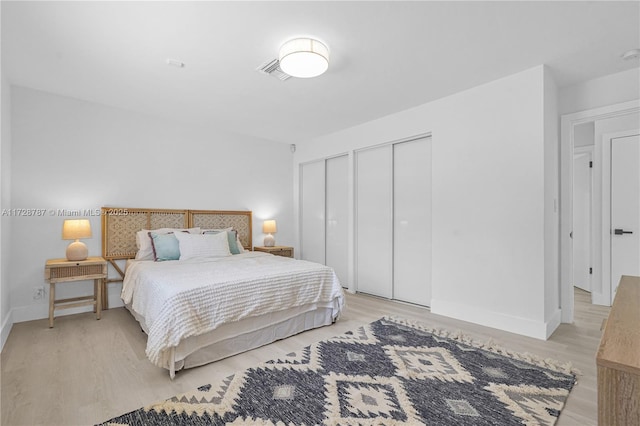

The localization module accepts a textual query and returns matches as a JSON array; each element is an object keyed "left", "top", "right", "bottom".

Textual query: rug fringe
[{"left": 382, "top": 316, "right": 581, "bottom": 377}]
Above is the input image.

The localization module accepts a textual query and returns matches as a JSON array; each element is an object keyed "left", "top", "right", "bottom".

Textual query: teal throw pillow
[{"left": 149, "top": 232, "right": 180, "bottom": 261}]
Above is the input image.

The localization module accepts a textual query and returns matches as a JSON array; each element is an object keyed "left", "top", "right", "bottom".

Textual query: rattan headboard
[{"left": 101, "top": 207, "right": 253, "bottom": 260}]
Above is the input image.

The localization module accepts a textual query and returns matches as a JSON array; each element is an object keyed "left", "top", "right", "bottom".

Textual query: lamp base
[
  {"left": 264, "top": 234, "right": 275, "bottom": 247},
  {"left": 66, "top": 240, "right": 88, "bottom": 261}
]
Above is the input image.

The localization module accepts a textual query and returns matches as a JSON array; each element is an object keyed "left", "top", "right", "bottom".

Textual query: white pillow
[
  {"left": 135, "top": 227, "right": 200, "bottom": 260},
  {"left": 201, "top": 227, "right": 233, "bottom": 234},
  {"left": 175, "top": 231, "right": 231, "bottom": 260},
  {"left": 202, "top": 227, "right": 245, "bottom": 253}
]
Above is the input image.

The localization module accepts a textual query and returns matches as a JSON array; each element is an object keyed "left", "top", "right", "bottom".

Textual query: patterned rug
[{"left": 99, "top": 317, "right": 577, "bottom": 425}]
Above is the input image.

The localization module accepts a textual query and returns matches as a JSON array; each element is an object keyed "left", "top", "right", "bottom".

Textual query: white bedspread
[{"left": 122, "top": 252, "right": 344, "bottom": 367}]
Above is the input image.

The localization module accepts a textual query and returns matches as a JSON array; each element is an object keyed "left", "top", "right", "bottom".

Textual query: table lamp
[
  {"left": 263, "top": 219, "right": 277, "bottom": 247},
  {"left": 62, "top": 219, "right": 92, "bottom": 261}
]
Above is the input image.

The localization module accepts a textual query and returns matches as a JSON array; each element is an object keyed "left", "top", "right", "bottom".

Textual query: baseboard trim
[
  {"left": 12, "top": 303, "right": 96, "bottom": 323},
  {"left": 430, "top": 298, "right": 549, "bottom": 340},
  {"left": 1, "top": 310, "right": 13, "bottom": 352},
  {"left": 545, "top": 309, "right": 562, "bottom": 339},
  {"left": 12, "top": 283, "right": 125, "bottom": 324}
]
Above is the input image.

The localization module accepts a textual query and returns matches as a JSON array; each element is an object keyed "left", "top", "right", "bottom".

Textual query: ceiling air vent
[{"left": 256, "top": 58, "right": 291, "bottom": 81}]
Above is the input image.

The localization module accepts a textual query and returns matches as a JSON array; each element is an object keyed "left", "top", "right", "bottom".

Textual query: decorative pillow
[
  {"left": 202, "top": 229, "right": 241, "bottom": 254},
  {"left": 149, "top": 232, "right": 180, "bottom": 261},
  {"left": 175, "top": 231, "right": 231, "bottom": 260},
  {"left": 135, "top": 227, "right": 200, "bottom": 260},
  {"left": 236, "top": 234, "right": 245, "bottom": 253},
  {"left": 200, "top": 227, "right": 233, "bottom": 234}
]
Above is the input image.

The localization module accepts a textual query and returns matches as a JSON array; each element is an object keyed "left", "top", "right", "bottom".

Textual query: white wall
[
  {"left": 543, "top": 66, "right": 561, "bottom": 337},
  {"left": 295, "top": 65, "right": 558, "bottom": 339},
  {"left": 559, "top": 68, "right": 640, "bottom": 115},
  {"left": 10, "top": 86, "right": 294, "bottom": 322},
  {"left": 1, "top": 65, "right": 14, "bottom": 349}
]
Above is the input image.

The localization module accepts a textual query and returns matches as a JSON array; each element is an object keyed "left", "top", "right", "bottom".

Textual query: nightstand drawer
[
  {"left": 271, "top": 248, "right": 293, "bottom": 258},
  {"left": 45, "top": 263, "right": 105, "bottom": 280},
  {"left": 254, "top": 246, "right": 294, "bottom": 258}
]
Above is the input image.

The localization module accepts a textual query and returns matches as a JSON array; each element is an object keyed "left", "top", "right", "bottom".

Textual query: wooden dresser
[{"left": 596, "top": 275, "right": 640, "bottom": 425}]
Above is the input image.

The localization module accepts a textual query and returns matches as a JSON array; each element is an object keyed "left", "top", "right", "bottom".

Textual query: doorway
[
  {"left": 572, "top": 147, "right": 592, "bottom": 293},
  {"left": 560, "top": 100, "right": 640, "bottom": 323}
]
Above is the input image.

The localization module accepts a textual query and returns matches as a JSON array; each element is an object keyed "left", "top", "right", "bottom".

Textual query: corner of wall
[
  {"left": 545, "top": 308, "right": 561, "bottom": 339},
  {"left": 543, "top": 66, "right": 560, "bottom": 322},
  {"left": 1, "top": 63, "right": 14, "bottom": 350},
  {"left": 1, "top": 308, "right": 13, "bottom": 351}
]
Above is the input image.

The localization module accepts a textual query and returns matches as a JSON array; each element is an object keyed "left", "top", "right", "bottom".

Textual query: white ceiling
[{"left": 2, "top": 1, "right": 639, "bottom": 144}]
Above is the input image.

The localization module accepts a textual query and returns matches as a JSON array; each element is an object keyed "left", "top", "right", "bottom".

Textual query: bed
[{"left": 101, "top": 207, "right": 345, "bottom": 378}]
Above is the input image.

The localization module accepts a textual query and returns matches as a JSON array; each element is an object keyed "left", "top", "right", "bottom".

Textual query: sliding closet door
[
  {"left": 300, "top": 160, "right": 325, "bottom": 264},
  {"left": 356, "top": 145, "right": 393, "bottom": 298},
  {"left": 325, "top": 155, "right": 349, "bottom": 287},
  {"left": 393, "top": 137, "right": 432, "bottom": 305}
]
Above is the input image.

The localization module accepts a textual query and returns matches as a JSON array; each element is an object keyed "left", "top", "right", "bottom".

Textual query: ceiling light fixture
[{"left": 278, "top": 37, "right": 329, "bottom": 78}]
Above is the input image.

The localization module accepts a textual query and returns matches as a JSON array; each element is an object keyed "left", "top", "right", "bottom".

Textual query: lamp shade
[
  {"left": 62, "top": 219, "right": 92, "bottom": 240},
  {"left": 263, "top": 220, "right": 277, "bottom": 234},
  {"left": 279, "top": 38, "right": 329, "bottom": 78}
]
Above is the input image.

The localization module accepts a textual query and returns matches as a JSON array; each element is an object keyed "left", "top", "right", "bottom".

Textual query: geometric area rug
[{"left": 98, "top": 317, "right": 576, "bottom": 426}]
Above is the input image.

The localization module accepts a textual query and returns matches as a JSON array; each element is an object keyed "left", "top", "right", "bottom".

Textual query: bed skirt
[{"left": 126, "top": 300, "right": 341, "bottom": 376}]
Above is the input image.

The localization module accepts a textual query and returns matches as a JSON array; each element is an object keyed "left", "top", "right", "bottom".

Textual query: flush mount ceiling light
[{"left": 278, "top": 37, "right": 329, "bottom": 78}]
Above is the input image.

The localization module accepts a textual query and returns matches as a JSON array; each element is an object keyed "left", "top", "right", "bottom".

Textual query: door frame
[
  {"left": 560, "top": 99, "right": 640, "bottom": 323},
  {"left": 572, "top": 145, "right": 593, "bottom": 294},
  {"left": 601, "top": 129, "right": 640, "bottom": 305}
]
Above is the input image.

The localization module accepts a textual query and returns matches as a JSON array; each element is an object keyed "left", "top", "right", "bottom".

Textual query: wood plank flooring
[{"left": 1, "top": 288, "right": 609, "bottom": 425}]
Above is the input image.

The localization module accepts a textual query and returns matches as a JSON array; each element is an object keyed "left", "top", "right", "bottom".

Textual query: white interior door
[
  {"left": 610, "top": 133, "right": 640, "bottom": 296},
  {"left": 355, "top": 145, "right": 393, "bottom": 298},
  {"left": 573, "top": 150, "right": 592, "bottom": 292},
  {"left": 300, "top": 160, "right": 325, "bottom": 264},
  {"left": 325, "top": 155, "right": 349, "bottom": 287},
  {"left": 393, "top": 137, "right": 432, "bottom": 306}
]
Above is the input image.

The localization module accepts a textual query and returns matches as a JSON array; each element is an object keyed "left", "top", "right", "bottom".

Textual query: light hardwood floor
[{"left": 1, "top": 288, "right": 608, "bottom": 425}]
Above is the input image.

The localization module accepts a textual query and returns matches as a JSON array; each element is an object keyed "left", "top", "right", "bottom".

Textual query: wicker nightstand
[
  {"left": 253, "top": 246, "right": 294, "bottom": 258},
  {"left": 44, "top": 257, "right": 107, "bottom": 328}
]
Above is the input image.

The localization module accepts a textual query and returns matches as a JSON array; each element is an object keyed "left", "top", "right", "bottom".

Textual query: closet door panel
[
  {"left": 356, "top": 146, "right": 393, "bottom": 298},
  {"left": 300, "top": 161, "right": 325, "bottom": 264},
  {"left": 393, "top": 137, "right": 432, "bottom": 306},
  {"left": 325, "top": 155, "right": 349, "bottom": 287}
]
